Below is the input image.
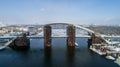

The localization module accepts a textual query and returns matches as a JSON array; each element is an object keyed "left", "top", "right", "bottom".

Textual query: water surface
[{"left": 0, "top": 38, "right": 119, "bottom": 67}]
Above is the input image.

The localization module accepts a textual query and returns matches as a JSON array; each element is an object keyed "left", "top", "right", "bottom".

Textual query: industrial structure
[{"left": 0, "top": 23, "right": 120, "bottom": 56}]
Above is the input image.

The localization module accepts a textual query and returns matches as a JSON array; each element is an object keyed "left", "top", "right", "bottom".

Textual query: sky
[{"left": 0, "top": 0, "right": 120, "bottom": 25}]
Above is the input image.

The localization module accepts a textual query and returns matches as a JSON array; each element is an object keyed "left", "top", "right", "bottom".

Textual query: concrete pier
[
  {"left": 91, "top": 34, "right": 101, "bottom": 44},
  {"left": 44, "top": 25, "right": 52, "bottom": 47},
  {"left": 9, "top": 34, "right": 30, "bottom": 50},
  {"left": 67, "top": 25, "right": 76, "bottom": 47}
]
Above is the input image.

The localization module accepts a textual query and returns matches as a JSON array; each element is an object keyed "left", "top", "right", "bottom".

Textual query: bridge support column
[
  {"left": 91, "top": 33, "right": 102, "bottom": 45},
  {"left": 9, "top": 34, "right": 30, "bottom": 50},
  {"left": 67, "top": 25, "right": 76, "bottom": 47},
  {"left": 44, "top": 25, "right": 52, "bottom": 47}
]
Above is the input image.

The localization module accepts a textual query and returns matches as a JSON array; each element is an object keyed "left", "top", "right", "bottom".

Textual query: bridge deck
[{"left": 0, "top": 35, "right": 91, "bottom": 39}]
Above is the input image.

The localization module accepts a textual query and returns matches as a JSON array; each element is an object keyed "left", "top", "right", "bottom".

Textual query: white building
[{"left": 0, "top": 22, "right": 6, "bottom": 27}]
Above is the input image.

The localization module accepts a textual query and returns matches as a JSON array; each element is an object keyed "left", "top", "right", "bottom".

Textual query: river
[{"left": 0, "top": 38, "right": 119, "bottom": 67}]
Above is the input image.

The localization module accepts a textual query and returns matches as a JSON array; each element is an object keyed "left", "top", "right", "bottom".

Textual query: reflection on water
[
  {"left": 67, "top": 47, "right": 75, "bottom": 67},
  {"left": 44, "top": 47, "right": 52, "bottom": 67},
  {"left": 67, "top": 47, "right": 75, "bottom": 63},
  {"left": 0, "top": 38, "right": 119, "bottom": 67}
]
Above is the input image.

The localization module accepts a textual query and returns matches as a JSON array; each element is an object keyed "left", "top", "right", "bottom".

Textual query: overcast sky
[{"left": 0, "top": 0, "right": 120, "bottom": 25}]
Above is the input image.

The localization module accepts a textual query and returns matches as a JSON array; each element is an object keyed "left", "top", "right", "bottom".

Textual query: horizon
[{"left": 0, "top": 0, "right": 120, "bottom": 25}]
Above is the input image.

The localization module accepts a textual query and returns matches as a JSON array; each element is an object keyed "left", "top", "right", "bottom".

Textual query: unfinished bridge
[
  {"left": 43, "top": 23, "right": 105, "bottom": 47},
  {"left": 1, "top": 23, "right": 118, "bottom": 50}
]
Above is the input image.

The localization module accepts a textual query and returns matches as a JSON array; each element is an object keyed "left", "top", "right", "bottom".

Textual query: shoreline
[{"left": 90, "top": 45, "right": 120, "bottom": 66}]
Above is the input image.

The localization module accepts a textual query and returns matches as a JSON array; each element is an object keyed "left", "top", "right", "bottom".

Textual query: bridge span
[
  {"left": 0, "top": 23, "right": 119, "bottom": 45},
  {"left": 1, "top": 23, "right": 120, "bottom": 55},
  {"left": 0, "top": 35, "right": 91, "bottom": 39}
]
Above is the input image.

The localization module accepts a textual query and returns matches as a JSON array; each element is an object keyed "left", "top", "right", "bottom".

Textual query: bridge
[
  {"left": 9, "top": 23, "right": 101, "bottom": 46},
  {"left": 43, "top": 23, "right": 120, "bottom": 47},
  {"left": 0, "top": 23, "right": 120, "bottom": 54},
  {"left": 0, "top": 23, "right": 119, "bottom": 45}
]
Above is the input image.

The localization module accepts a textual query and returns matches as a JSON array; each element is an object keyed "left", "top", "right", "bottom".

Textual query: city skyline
[{"left": 0, "top": 0, "right": 120, "bottom": 25}]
